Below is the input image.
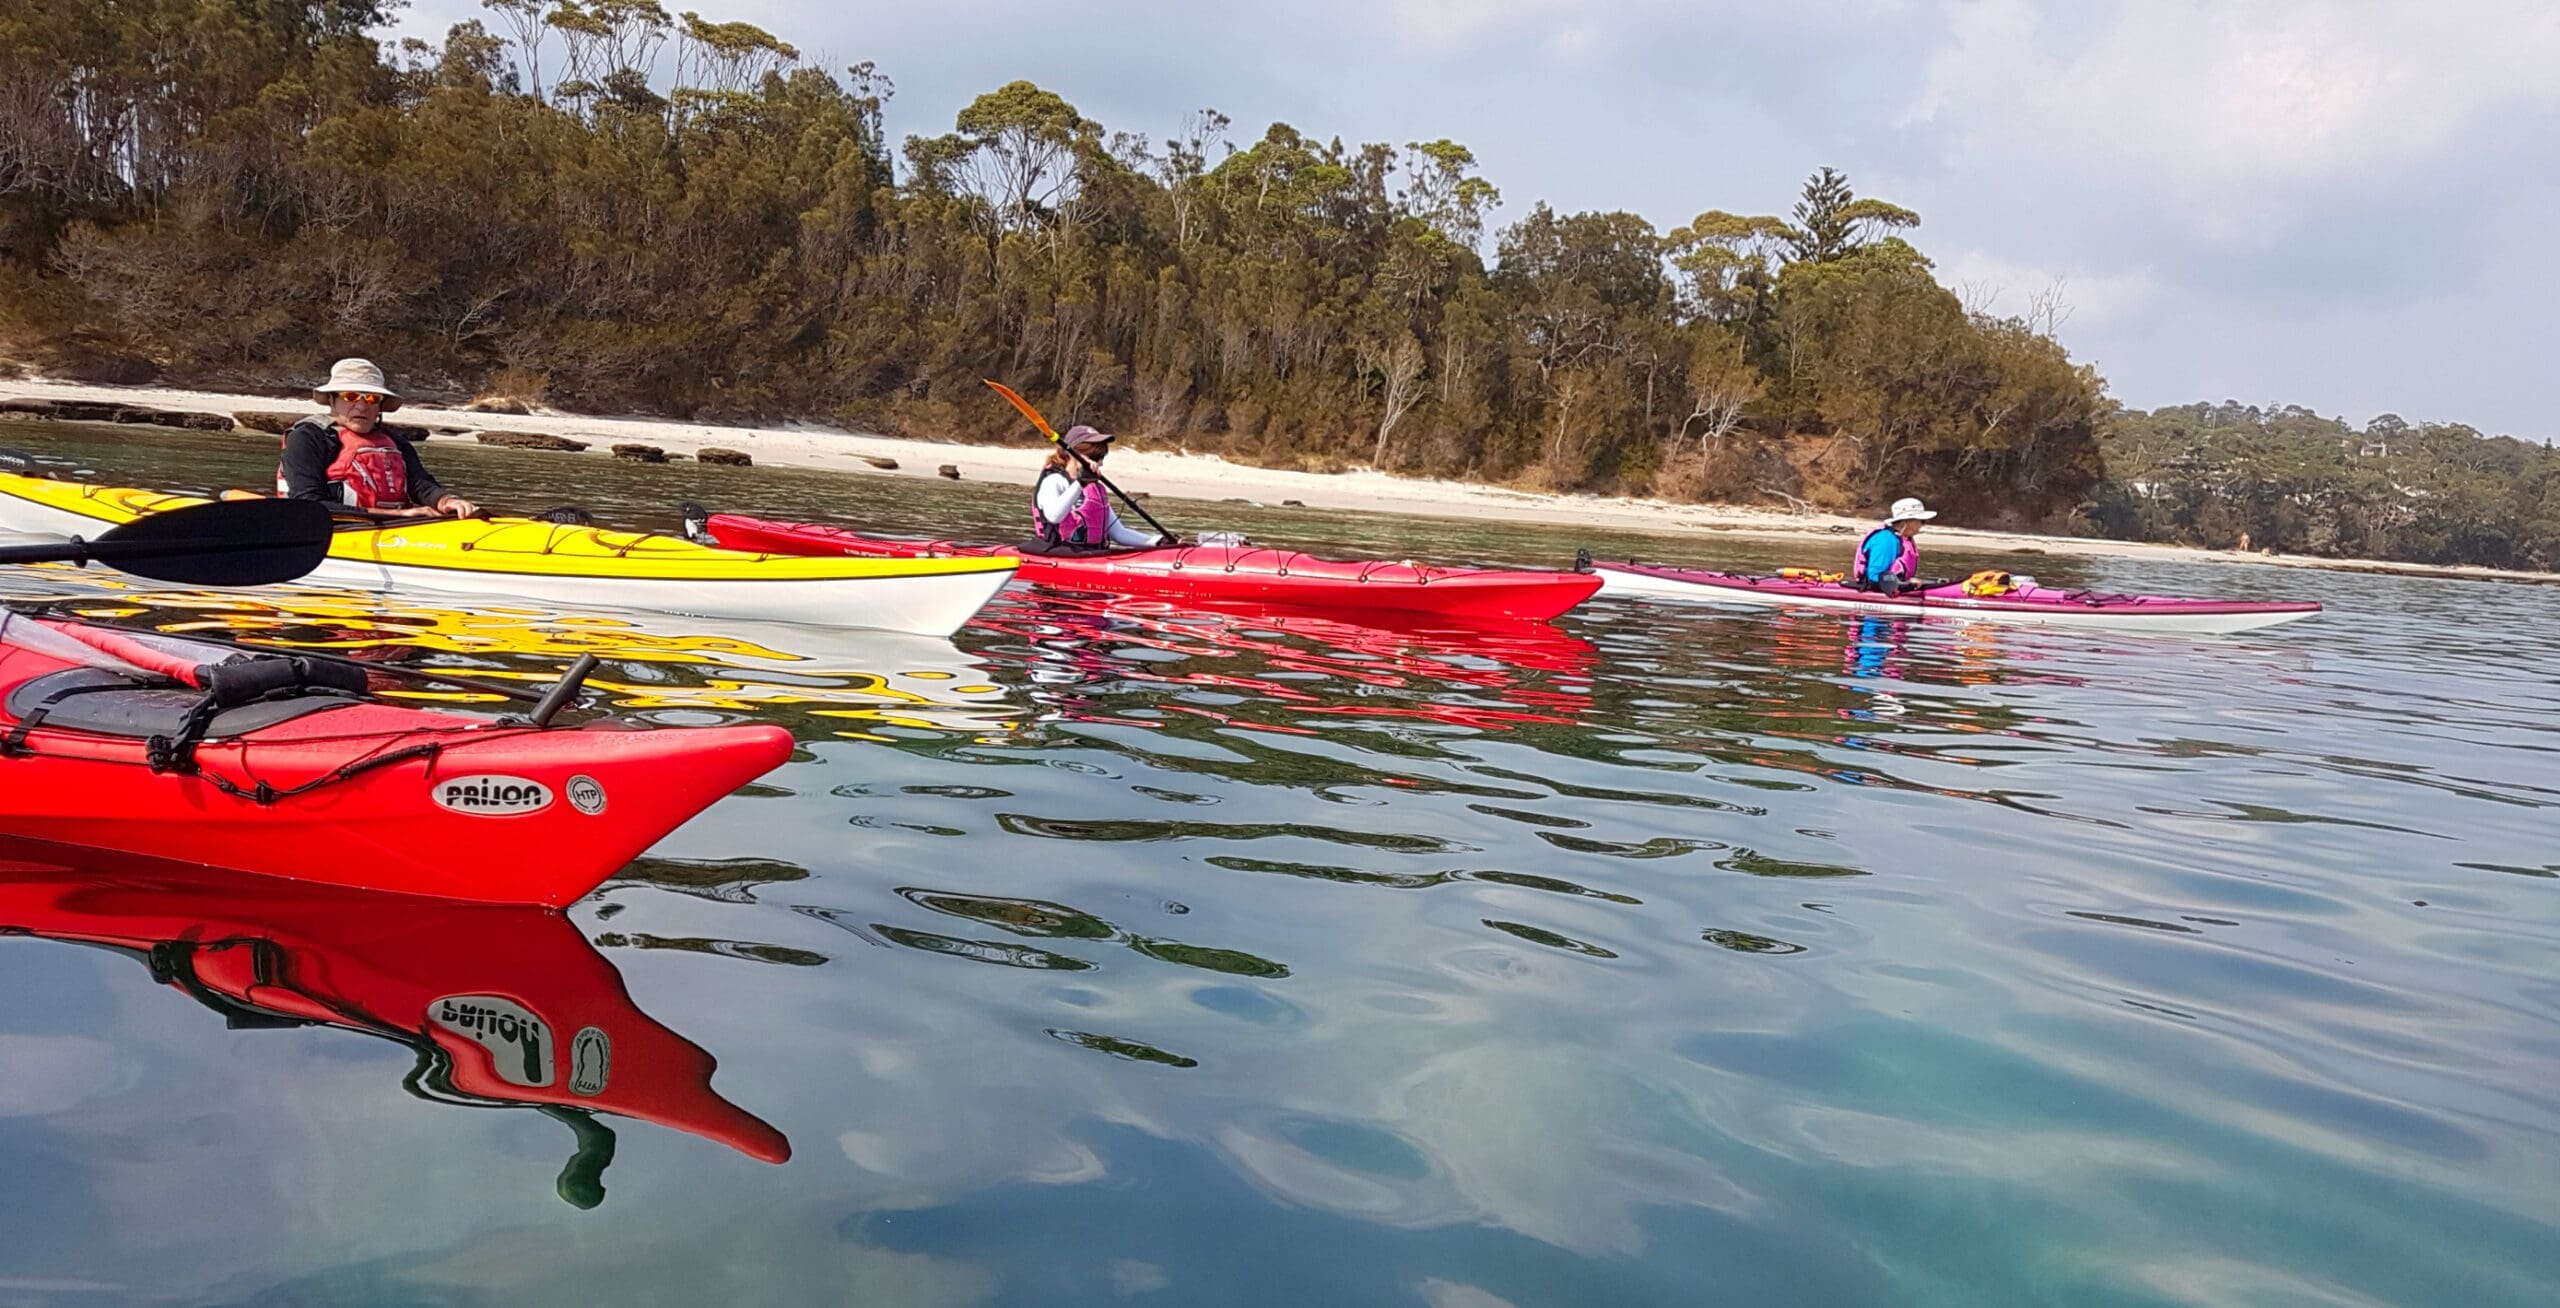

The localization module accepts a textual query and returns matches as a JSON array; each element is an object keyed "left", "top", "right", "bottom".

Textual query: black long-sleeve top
[{"left": 277, "top": 417, "right": 448, "bottom": 508}]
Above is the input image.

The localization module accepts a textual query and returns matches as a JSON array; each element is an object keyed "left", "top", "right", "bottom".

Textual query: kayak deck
[
  {"left": 702, "top": 513, "right": 1601, "bottom": 623},
  {"left": 1594, "top": 561, "right": 2322, "bottom": 634},
  {"left": 0, "top": 628, "right": 791, "bottom": 904},
  {"left": 0, "top": 471, "right": 1015, "bottom": 635}
]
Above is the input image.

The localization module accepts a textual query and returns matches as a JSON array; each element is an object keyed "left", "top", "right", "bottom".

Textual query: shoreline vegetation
[
  {"left": 0, "top": 3, "right": 2549, "bottom": 576},
  {"left": 4, "top": 377, "right": 2552, "bottom": 587}
]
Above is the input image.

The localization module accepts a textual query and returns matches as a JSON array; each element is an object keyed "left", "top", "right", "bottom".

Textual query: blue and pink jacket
[{"left": 1851, "top": 525, "right": 1918, "bottom": 590}]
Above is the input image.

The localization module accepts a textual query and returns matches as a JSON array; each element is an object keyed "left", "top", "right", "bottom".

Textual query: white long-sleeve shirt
[{"left": 1034, "top": 470, "right": 1161, "bottom": 548}]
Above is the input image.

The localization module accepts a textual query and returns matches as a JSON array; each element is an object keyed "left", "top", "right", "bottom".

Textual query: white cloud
[{"left": 1908, "top": 0, "right": 2560, "bottom": 250}]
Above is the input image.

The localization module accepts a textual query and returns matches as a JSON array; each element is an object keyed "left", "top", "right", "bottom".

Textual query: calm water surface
[{"left": 1, "top": 424, "right": 2555, "bottom": 1306}]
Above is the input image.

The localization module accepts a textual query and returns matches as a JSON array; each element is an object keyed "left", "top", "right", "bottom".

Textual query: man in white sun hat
[
  {"left": 276, "top": 358, "right": 478, "bottom": 518},
  {"left": 1849, "top": 496, "right": 1937, "bottom": 594}
]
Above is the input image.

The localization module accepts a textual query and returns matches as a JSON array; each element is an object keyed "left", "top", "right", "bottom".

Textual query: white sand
[{"left": 5, "top": 375, "right": 2551, "bottom": 585}]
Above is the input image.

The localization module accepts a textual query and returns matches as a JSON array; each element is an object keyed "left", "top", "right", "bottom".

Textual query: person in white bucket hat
[
  {"left": 275, "top": 358, "right": 478, "bottom": 518},
  {"left": 1849, "top": 496, "right": 1938, "bottom": 594}
]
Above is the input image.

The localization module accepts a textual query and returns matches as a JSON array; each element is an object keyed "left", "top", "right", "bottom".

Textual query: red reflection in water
[
  {"left": 968, "top": 591, "right": 1597, "bottom": 732},
  {"left": 0, "top": 836, "right": 787, "bottom": 1205}
]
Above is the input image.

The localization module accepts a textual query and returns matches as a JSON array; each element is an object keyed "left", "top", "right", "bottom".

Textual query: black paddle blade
[{"left": 0, "top": 497, "right": 336, "bottom": 586}]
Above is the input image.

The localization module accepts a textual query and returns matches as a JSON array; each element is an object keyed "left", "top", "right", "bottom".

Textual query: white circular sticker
[{"left": 567, "top": 774, "right": 607, "bottom": 816}]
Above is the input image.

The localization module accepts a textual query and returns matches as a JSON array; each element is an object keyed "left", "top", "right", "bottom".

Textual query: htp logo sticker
[
  {"left": 569, "top": 1027, "right": 612, "bottom": 1095},
  {"left": 432, "top": 775, "right": 554, "bottom": 816}
]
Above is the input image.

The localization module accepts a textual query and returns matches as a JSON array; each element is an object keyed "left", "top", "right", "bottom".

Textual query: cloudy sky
[{"left": 395, "top": 0, "right": 2560, "bottom": 441}]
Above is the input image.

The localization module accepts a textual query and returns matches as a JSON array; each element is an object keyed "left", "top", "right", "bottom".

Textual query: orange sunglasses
[{"left": 336, "top": 391, "right": 385, "bottom": 405}]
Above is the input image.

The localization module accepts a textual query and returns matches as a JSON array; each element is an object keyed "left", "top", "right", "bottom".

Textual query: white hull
[
  {"left": 295, "top": 553, "right": 1009, "bottom": 637},
  {"left": 1594, "top": 567, "right": 2317, "bottom": 635}
]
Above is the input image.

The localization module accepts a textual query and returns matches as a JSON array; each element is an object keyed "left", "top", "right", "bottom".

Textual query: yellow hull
[{"left": 0, "top": 472, "right": 1015, "bottom": 636}]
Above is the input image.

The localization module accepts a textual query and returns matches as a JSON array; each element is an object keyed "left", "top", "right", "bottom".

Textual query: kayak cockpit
[{"left": 4, "top": 666, "right": 362, "bottom": 741}]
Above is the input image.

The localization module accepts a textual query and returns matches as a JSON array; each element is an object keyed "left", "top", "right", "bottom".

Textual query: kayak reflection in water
[
  {"left": 0, "top": 836, "right": 788, "bottom": 1208},
  {"left": 1027, "top": 425, "right": 1178, "bottom": 555}
]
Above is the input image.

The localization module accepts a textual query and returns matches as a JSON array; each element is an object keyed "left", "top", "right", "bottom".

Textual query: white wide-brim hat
[
  {"left": 313, "top": 358, "right": 402, "bottom": 411},
  {"left": 1888, "top": 496, "right": 1938, "bottom": 523}
]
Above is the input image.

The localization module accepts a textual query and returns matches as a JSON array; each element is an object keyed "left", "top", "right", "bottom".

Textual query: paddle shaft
[
  {"left": 219, "top": 484, "right": 470, "bottom": 524},
  {"left": 982, "top": 379, "right": 1176, "bottom": 542}
]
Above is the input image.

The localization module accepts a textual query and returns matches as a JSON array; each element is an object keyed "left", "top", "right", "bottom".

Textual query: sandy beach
[{"left": 4, "top": 375, "right": 2549, "bottom": 585}]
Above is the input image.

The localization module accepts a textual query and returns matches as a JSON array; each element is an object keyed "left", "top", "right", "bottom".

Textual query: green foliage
[
  {"left": 1786, "top": 166, "right": 1919, "bottom": 265},
  {"left": 2089, "top": 404, "right": 2560, "bottom": 570},
  {"left": 0, "top": 6, "right": 2110, "bottom": 523}
]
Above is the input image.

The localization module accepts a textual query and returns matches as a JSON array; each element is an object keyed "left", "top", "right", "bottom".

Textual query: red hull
[
  {"left": 703, "top": 514, "right": 1600, "bottom": 623},
  {"left": 0, "top": 641, "right": 791, "bottom": 905}
]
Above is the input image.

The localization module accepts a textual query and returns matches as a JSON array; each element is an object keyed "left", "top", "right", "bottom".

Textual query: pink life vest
[
  {"left": 276, "top": 426, "right": 409, "bottom": 509},
  {"left": 1032, "top": 470, "right": 1109, "bottom": 546},
  {"left": 1849, "top": 524, "right": 1918, "bottom": 588}
]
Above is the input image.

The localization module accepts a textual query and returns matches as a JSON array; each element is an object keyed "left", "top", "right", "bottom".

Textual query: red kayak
[
  {"left": 696, "top": 512, "right": 1601, "bottom": 623},
  {"left": 0, "top": 613, "right": 790, "bottom": 905},
  {"left": 0, "top": 834, "right": 787, "bottom": 1203}
]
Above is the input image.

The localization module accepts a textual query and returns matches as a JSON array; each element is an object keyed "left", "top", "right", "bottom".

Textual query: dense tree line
[
  {"left": 2091, "top": 403, "right": 2560, "bottom": 572},
  {"left": 0, "top": 0, "right": 2111, "bottom": 524}
]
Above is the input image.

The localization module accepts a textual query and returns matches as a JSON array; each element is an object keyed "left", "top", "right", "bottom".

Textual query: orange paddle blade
[{"left": 982, "top": 379, "right": 1060, "bottom": 443}]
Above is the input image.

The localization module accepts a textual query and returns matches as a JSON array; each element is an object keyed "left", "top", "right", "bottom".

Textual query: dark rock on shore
[
  {"left": 0, "top": 398, "right": 124, "bottom": 422},
  {"left": 3, "top": 398, "right": 235, "bottom": 431},
  {"left": 233, "top": 410, "right": 307, "bottom": 434},
  {"left": 612, "top": 443, "right": 669, "bottom": 463},
  {"left": 937, "top": 464, "right": 961, "bottom": 479},
  {"left": 697, "top": 447, "right": 752, "bottom": 466},
  {"left": 862, "top": 455, "right": 899, "bottom": 470},
  {"left": 476, "top": 430, "right": 589, "bottom": 452}
]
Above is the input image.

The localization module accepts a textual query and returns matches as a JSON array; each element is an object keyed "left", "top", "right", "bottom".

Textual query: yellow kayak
[{"left": 0, "top": 472, "right": 1015, "bottom": 636}]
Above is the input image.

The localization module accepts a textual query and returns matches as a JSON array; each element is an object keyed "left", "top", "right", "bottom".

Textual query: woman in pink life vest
[
  {"left": 1849, "top": 496, "right": 1936, "bottom": 593},
  {"left": 1028, "top": 425, "right": 1174, "bottom": 554},
  {"left": 276, "top": 359, "right": 479, "bottom": 519}
]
